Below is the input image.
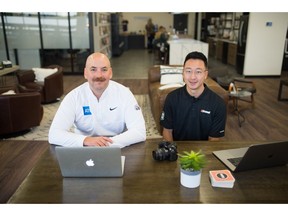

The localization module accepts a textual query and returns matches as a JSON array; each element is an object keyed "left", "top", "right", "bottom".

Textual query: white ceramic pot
[{"left": 180, "top": 168, "right": 201, "bottom": 188}]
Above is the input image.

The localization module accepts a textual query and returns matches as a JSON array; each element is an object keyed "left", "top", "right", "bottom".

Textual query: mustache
[{"left": 92, "top": 77, "right": 106, "bottom": 82}]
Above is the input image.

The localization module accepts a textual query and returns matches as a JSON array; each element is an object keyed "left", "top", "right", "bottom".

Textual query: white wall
[{"left": 244, "top": 12, "right": 288, "bottom": 76}]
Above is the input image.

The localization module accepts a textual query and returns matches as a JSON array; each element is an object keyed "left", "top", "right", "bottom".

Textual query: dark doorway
[{"left": 173, "top": 13, "right": 188, "bottom": 34}]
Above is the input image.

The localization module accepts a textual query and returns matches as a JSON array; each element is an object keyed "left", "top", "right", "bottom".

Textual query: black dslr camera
[{"left": 152, "top": 141, "right": 178, "bottom": 161}]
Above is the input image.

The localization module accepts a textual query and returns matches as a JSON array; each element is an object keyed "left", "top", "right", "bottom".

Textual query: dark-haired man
[{"left": 160, "top": 51, "right": 227, "bottom": 141}]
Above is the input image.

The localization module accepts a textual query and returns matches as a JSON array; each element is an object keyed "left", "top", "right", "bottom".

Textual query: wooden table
[
  {"left": 8, "top": 140, "right": 288, "bottom": 203},
  {"left": 0, "top": 140, "right": 49, "bottom": 203},
  {"left": 0, "top": 65, "right": 20, "bottom": 85}
]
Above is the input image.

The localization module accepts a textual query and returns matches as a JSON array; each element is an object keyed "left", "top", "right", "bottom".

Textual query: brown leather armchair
[
  {"left": 16, "top": 65, "right": 64, "bottom": 104},
  {"left": 0, "top": 86, "right": 43, "bottom": 137}
]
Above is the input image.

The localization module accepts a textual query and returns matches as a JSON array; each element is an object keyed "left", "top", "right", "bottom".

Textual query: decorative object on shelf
[
  {"left": 2, "top": 60, "right": 12, "bottom": 68},
  {"left": 203, "top": 12, "right": 242, "bottom": 41},
  {"left": 94, "top": 12, "right": 112, "bottom": 58},
  {"left": 178, "top": 150, "right": 206, "bottom": 188}
]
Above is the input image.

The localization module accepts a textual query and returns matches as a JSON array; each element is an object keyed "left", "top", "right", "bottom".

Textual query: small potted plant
[{"left": 178, "top": 150, "right": 206, "bottom": 188}]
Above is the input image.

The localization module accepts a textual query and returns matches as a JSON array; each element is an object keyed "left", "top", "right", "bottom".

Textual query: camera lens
[
  {"left": 152, "top": 148, "right": 169, "bottom": 161},
  {"left": 152, "top": 141, "right": 178, "bottom": 161},
  {"left": 168, "top": 149, "right": 178, "bottom": 161}
]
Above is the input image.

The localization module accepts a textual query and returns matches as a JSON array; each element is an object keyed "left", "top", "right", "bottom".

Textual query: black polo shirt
[{"left": 160, "top": 85, "right": 227, "bottom": 140}]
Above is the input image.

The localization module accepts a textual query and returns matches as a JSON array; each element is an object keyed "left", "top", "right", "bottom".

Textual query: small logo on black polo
[
  {"left": 200, "top": 109, "right": 211, "bottom": 114},
  {"left": 160, "top": 111, "right": 165, "bottom": 120}
]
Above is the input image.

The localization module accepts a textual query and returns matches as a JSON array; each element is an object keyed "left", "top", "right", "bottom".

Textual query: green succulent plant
[{"left": 178, "top": 150, "right": 206, "bottom": 171}]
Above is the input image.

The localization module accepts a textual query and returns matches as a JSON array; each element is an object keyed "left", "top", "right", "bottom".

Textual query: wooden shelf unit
[{"left": 93, "top": 13, "right": 112, "bottom": 58}]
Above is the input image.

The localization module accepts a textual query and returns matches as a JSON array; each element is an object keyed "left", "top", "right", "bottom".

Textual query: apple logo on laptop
[{"left": 86, "top": 159, "right": 95, "bottom": 167}]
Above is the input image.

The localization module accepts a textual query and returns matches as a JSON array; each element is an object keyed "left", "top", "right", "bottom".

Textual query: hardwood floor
[{"left": 223, "top": 77, "right": 288, "bottom": 141}]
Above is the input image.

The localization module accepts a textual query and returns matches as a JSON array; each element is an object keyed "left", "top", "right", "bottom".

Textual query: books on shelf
[
  {"left": 99, "top": 26, "right": 110, "bottom": 36},
  {"left": 100, "top": 36, "right": 110, "bottom": 47},
  {"left": 99, "top": 13, "right": 110, "bottom": 24},
  {"left": 94, "top": 13, "right": 111, "bottom": 58},
  {"left": 209, "top": 169, "right": 235, "bottom": 188}
]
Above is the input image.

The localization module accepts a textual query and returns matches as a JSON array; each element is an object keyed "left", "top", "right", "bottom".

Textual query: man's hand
[
  {"left": 83, "top": 136, "right": 113, "bottom": 147},
  {"left": 162, "top": 128, "right": 174, "bottom": 142}
]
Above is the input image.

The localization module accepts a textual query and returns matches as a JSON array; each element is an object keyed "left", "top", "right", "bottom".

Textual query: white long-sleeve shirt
[{"left": 48, "top": 81, "right": 146, "bottom": 148}]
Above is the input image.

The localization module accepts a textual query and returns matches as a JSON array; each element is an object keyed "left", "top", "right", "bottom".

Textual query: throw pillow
[
  {"left": 159, "top": 83, "right": 184, "bottom": 90},
  {"left": 1, "top": 90, "right": 16, "bottom": 95},
  {"left": 32, "top": 68, "right": 58, "bottom": 82},
  {"left": 160, "top": 65, "right": 183, "bottom": 85}
]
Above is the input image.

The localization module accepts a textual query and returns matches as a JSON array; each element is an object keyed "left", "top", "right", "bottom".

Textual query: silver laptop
[
  {"left": 55, "top": 146, "right": 125, "bottom": 177},
  {"left": 213, "top": 141, "right": 288, "bottom": 172}
]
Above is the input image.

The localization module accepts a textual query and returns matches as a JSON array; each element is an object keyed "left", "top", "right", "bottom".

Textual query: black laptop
[{"left": 213, "top": 141, "right": 288, "bottom": 172}]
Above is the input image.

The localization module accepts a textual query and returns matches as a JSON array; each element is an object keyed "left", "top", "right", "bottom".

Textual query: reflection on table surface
[{"left": 8, "top": 140, "right": 288, "bottom": 204}]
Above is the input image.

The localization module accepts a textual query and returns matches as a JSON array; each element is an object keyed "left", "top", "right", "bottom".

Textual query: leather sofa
[
  {"left": 16, "top": 65, "right": 64, "bottom": 104},
  {"left": 148, "top": 65, "right": 229, "bottom": 134},
  {"left": 0, "top": 86, "right": 43, "bottom": 137}
]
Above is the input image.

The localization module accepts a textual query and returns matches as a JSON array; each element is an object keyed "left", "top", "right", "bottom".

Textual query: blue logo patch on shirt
[{"left": 83, "top": 106, "right": 92, "bottom": 115}]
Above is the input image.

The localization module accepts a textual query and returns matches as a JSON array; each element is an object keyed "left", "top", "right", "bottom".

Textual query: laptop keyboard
[{"left": 228, "top": 157, "right": 243, "bottom": 166}]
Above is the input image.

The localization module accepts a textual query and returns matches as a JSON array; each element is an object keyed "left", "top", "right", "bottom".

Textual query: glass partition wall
[{"left": 0, "top": 12, "right": 92, "bottom": 74}]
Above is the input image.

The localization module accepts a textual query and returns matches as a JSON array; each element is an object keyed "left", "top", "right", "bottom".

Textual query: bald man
[{"left": 49, "top": 52, "right": 146, "bottom": 148}]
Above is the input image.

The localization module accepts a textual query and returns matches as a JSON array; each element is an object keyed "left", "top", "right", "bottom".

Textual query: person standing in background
[{"left": 145, "top": 18, "right": 155, "bottom": 53}]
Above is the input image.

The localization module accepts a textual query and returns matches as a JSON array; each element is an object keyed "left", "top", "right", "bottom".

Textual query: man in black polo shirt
[{"left": 160, "top": 51, "right": 227, "bottom": 141}]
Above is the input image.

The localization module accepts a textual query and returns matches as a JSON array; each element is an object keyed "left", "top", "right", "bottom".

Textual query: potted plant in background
[{"left": 178, "top": 150, "right": 206, "bottom": 188}]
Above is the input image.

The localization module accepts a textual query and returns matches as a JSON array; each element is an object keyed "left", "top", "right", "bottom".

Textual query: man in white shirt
[{"left": 48, "top": 52, "right": 146, "bottom": 148}]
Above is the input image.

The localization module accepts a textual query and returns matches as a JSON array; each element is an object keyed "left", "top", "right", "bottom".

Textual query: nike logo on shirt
[{"left": 109, "top": 107, "right": 117, "bottom": 111}]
